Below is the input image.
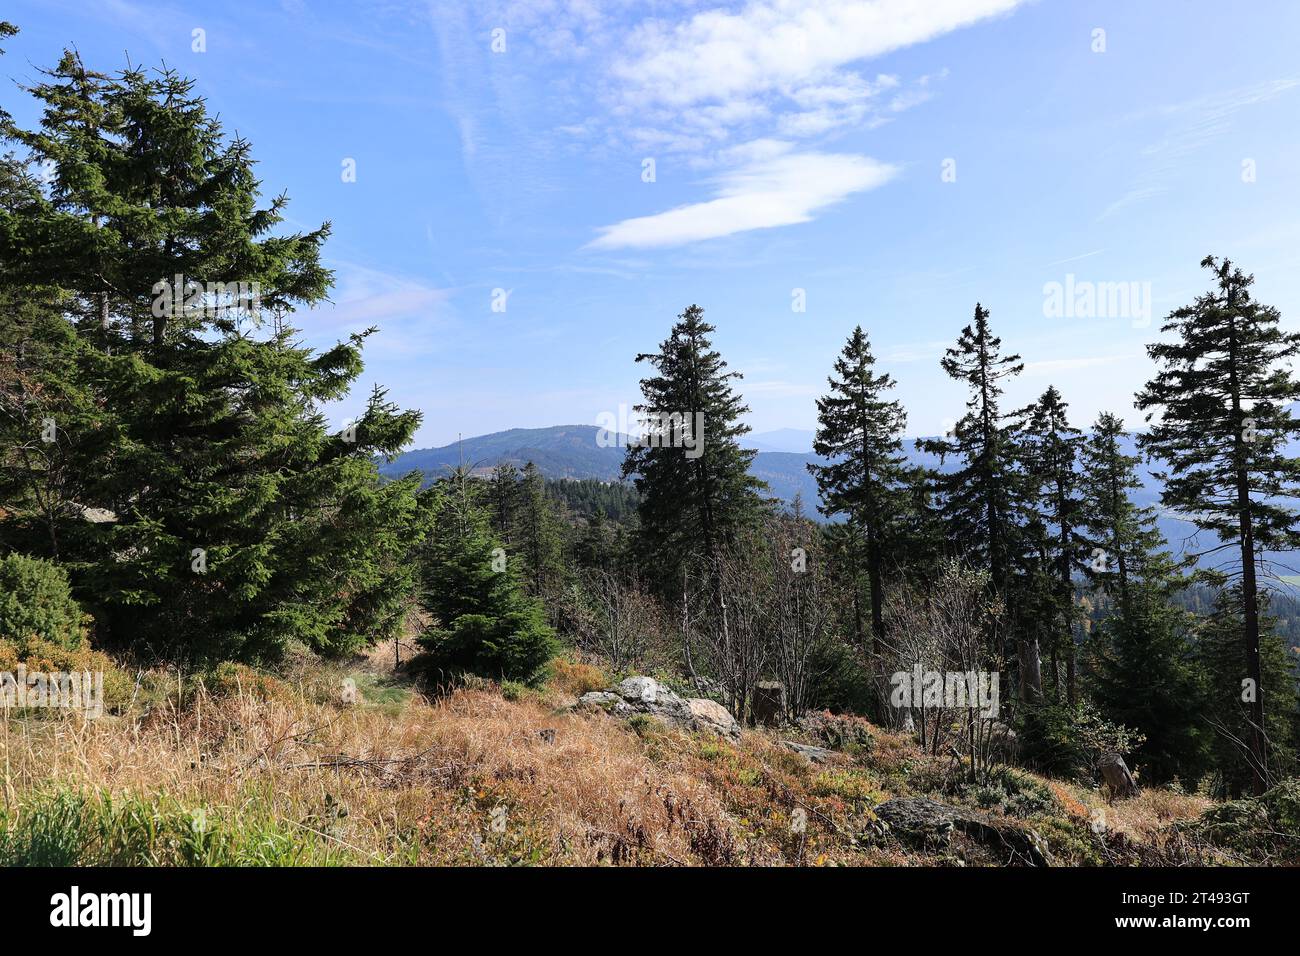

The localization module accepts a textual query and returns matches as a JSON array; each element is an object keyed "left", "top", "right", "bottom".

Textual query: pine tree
[
  {"left": 1197, "top": 587, "right": 1298, "bottom": 795},
  {"left": 622, "top": 305, "right": 766, "bottom": 592},
  {"left": 1076, "top": 412, "right": 1204, "bottom": 783},
  {"left": 1018, "top": 386, "right": 1085, "bottom": 705},
  {"left": 919, "top": 304, "right": 1037, "bottom": 697},
  {"left": 418, "top": 468, "right": 557, "bottom": 685},
  {"left": 516, "top": 462, "right": 566, "bottom": 604},
  {"left": 1136, "top": 255, "right": 1300, "bottom": 793},
  {"left": 1078, "top": 412, "right": 1179, "bottom": 607},
  {"left": 486, "top": 462, "right": 521, "bottom": 547},
  {"left": 809, "top": 325, "right": 908, "bottom": 654},
  {"left": 0, "top": 53, "right": 424, "bottom": 661}
]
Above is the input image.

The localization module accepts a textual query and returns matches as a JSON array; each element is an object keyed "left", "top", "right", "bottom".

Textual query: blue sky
[{"left": 5, "top": 0, "right": 1300, "bottom": 448}]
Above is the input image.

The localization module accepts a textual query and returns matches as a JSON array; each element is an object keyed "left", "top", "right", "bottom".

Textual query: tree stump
[
  {"left": 751, "top": 681, "right": 786, "bottom": 726},
  {"left": 1099, "top": 752, "right": 1139, "bottom": 800}
]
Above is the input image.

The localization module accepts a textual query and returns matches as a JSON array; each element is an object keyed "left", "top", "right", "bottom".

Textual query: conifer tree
[
  {"left": 622, "top": 305, "right": 766, "bottom": 592},
  {"left": 1078, "top": 412, "right": 1204, "bottom": 783},
  {"left": 1197, "top": 587, "right": 1298, "bottom": 795},
  {"left": 1018, "top": 386, "right": 1085, "bottom": 704},
  {"left": 418, "top": 468, "right": 557, "bottom": 685},
  {"left": 919, "top": 304, "right": 1037, "bottom": 697},
  {"left": 0, "top": 53, "right": 424, "bottom": 660},
  {"left": 1136, "top": 256, "right": 1300, "bottom": 793},
  {"left": 809, "top": 325, "right": 908, "bottom": 653},
  {"left": 517, "top": 462, "right": 566, "bottom": 603}
]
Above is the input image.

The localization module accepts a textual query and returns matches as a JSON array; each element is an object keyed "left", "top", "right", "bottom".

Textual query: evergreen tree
[
  {"left": 1197, "top": 587, "right": 1299, "bottom": 795},
  {"left": 919, "top": 304, "right": 1037, "bottom": 698},
  {"left": 1136, "top": 256, "right": 1300, "bottom": 793},
  {"left": 486, "top": 462, "right": 520, "bottom": 547},
  {"left": 1075, "top": 418, "right": 1204, "bottom": 783},
  {"left": 0, "top": 54, "right": 424, "bottom": 661},
  {"left": 1018, "top": 386, "right": 1085, "bottom": 704},
  {"left": 1079, "top": 413, "right": 1172, "bottom": 603},
  {"left": 622, "top": 305, "right": 766, "bottom": 592},
  {"left": 418, "top": 469, "right": 557, "bottom": 685},
  {"left": 809, "top": 325, "right": 908, "bottom": 654},
  {"left": 516, "top": 462, "right": 566, "bottom": 604}
]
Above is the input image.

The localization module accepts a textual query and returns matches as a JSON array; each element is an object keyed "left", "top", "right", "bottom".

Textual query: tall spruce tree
[
  {"left": 622, "top": 305, "right": 766, "bottom": 593},
  {"left": 0, "top": 53, "right": 425, "bottom": 661},
  {"left": 919, "top": 304, "right": 1037, "bottom": 698},
  {"left": 809, "top": 325, "right": 908, "bottom": 654},
  {"left": 1018, "top": 386, "right": 1085, "bottom": 705},
  {"left": 1136, "top": 256, "right": 1300, "bottom": 793},
  {"left": 1079, "top": 413, "right": 1203, "bottom": 784}
]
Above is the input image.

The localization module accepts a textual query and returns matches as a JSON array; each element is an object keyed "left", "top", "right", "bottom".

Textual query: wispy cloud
[
  {"left": 1100, "top": 75, "right": 1300, "bottom": 220},
  {"left": 304, "top": 261, "right": 453, "bottom": 358},
  {"left": 1022, "top": 353, "right": 1144, "bottom": 376},
  {"left": 590, "top": 147, "right": 898, "bottom": 249}
]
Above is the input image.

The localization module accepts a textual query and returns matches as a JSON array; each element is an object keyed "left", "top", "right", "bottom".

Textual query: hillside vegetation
[{"left": 1, "top": 643, "right": 1271, "bottom": 867}]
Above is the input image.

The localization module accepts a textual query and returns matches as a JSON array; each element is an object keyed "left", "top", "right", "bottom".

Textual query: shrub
[
  {"left": 0, "top": 636, "right": 135, "bottom": 714},
  {"left": 549, "top": 657, "right": 608, "bottom": 696},
  {"left": 0, "top": 554, "right": 86, "bottom": 650},
  {"left": 1182, "top": 777, "right": 1300, "bottom": 862},
  {"left": 420, "top": 606, "right": 557, "bottom": 687}
]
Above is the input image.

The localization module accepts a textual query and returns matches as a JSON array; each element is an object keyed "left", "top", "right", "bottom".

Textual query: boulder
[
  {"left": 577, "top": 676, "right": 741, "bottom": 738},
  {"left": 751, "top": 680, "right": 786, "bottom": 726},
  {"left": 782, "top": 740, "right": 836, "bottom": 764},
  {"left": 575, "top": 690, "right": 633, "bottom": 716},
  {"left": 687, "top": 698, "right": 741, "bottom": 739}
]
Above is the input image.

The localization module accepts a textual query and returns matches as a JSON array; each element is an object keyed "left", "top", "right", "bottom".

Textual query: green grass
[
  {"left": 0, "top": 787, "right": 366, "bottom": 866},
  {"left": 350, "top": 672, "right": 412, "bottom": 715}
]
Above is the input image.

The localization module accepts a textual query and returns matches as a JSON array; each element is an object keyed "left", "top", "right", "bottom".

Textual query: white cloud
[
  {"left": 589, "top": 148, "right": 898, "bottom": 249},
  {"left": 611, "top": 0, "right": 1022, "bottom": 114}
]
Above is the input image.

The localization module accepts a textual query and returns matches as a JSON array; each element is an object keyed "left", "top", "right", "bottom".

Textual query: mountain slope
[{"left": 381, "top": 424, "right": 1280, "bottom": 573}]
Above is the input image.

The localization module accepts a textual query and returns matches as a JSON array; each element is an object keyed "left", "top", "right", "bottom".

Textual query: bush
[
  {"left": 420, "top": 606, "right": 557, "bottom": 687},
  {"left": 0, "top": 554, "right": 86, "bottom": 650},
  {"left": 1182, "top": 777, "right": 1300, "bottom": 863},
  {"left": 549, "top": 657, "right": 608, "bottom": 696},
  {"left": 0, "top": 636, "right": 135, "bottom": 714}
]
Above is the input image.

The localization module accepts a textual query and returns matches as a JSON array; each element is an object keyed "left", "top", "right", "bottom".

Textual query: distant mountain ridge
[{"left": 380, "top": 423, "right": 1284, "bottom": 574}]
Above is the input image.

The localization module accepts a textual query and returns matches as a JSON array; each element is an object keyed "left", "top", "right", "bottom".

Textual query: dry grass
[{"left": 0, "top": 648, "right": 1225, "bottom": 867}]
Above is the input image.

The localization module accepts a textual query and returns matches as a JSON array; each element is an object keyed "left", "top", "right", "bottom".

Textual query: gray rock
[
  {"left": 579, "top": 676, "right": 740, "bottom": 737},
  {"left": 875, "top": 797, "right": 1050, "bottom": 866},
  {"left": 782, "top": 740, "right": 836, "bottom": 764},
  {"left": 575, "top": 691, "right": 632, "bottom": 716},
  {"left": 613, "top": 676, "right": 694, "bottom": 723},
  {"left": 687, "top": 698, "right": 741, "bottom": 738},
  {"left": 1099, "top": 752, "right": 1140, "bottom": 799}
]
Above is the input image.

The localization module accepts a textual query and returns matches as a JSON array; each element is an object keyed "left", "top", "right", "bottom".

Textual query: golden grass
[{"left": 0, "top": 650, "right": 1223, "bottom": 867}]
